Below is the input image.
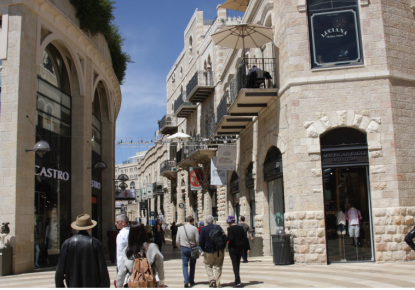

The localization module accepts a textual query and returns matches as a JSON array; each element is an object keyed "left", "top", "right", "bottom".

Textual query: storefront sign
[
  {"left": 189, "top": 167, "right": 203, "bottom": 190},
  {"left": 216, "top": 145, "right": 236, "bottom": 170},
  {"left": 150, "top": 211, "right": 156, "bottom": 217},
  {"left": 146, "top": 184, "right": 153, "bottom": 199},
  {"left": 322, "top": 148, "right": 368, "bottom": 166},
  {"left": 140, "top": 201, "right": 147, "bottom": 210},
  {"left": 211, "top": 157, "right": 227, "bottom": 186},
  {"left": 310, "top": 10, "right": 361, "bottom": 67},
  {"left": 91, "top": 180, "right": 101, "bottom": 189},
  {"left": 115, "top": 189, "right": 136, "bottom": 200},
  {"left": 35, "top": 165, "right": 69, "bottom": 181}
]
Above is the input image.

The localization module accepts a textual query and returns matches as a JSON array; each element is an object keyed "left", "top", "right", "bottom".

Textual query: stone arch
[
  {"left": 261, "top": 145, "right": 283, "bottom": 164},
  {"left": 92, "top": 77, "right": 114, "bottom": 123},
  {"left": 258, "top": 2, "right": 274, "bottom": 26},
  {"left": 37, "top": 33, "right": 85, "bottom": 97},
  {"left": 304, "top": 110, "right": 382, "bottom": 154}
]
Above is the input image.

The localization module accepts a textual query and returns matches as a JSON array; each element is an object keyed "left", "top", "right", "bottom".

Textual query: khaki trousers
[{"left": 203, "top": 251, "right": 224, "bottom": 287}]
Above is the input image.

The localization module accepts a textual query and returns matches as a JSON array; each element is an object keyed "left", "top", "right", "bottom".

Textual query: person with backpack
[
  {"left": 176, "top": 215, "right": 199, "bottom": 288},
  {"left": 198, "top": 221, "right": 205, "bottom": 256},
  {"left": 227, "top": 215, "right": 245, "bottom": 287},
  {"left": 116, "top": 224, "right": 165, "bottom": 288},
  {"left": 199, "top": 215, "right": 227, "bottom": 288}
]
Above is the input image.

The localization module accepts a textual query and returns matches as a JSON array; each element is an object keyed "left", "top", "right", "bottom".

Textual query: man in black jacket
[
  {"left": 226, "top": 215, "right": 245, "bottom": 287},
  {"left": 55, "top": 214, "right": 110, "bottom": 288}
]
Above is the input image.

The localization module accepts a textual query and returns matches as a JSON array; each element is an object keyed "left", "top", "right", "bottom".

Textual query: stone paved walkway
[{"left": 1, "top": 241, "right": 415, "bottom": 288}]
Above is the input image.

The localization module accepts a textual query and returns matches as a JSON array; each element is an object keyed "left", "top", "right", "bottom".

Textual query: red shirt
[{"left": 198, "top": 226, "right": 204, "bottom": 234}]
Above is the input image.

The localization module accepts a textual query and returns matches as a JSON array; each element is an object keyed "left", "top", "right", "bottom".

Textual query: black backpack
[{"left": 209, "top": 225, "right": 227, "bottom": 253}]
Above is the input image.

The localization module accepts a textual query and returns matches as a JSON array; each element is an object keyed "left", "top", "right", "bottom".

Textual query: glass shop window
[{"left": 307, "top": 0, "right": 364, "bottom": 68}]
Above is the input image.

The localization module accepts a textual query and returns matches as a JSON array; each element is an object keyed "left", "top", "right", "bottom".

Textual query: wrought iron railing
[
  {"left": 174, "top": 91, "right": 196, "bottom": 115},
  {"left": 230, "top": 179, "right": 240, "bottom": 195},
  {"left": 217, "top": 92, "right": 228, "bottom": 125},
  {"left": 187, "top": 141, "right": 206, "bottom": 157},
  {"left": 158, "top": 114, "right": 178, "bottom": 130},
  {"left": 186, "top": 70, "right": 214, "bottom": 99},
  {"left": 153, "top": 182, "right": 164, "bottom": 195},
  {"left": 160, "top": 160, "right": 176, "bottom": 175},
  {"left": 176, "top": 148, "right": 187, "bottom": 164},
  {"left": 229, "top": 58, "right": 277, "bottom": 106}
]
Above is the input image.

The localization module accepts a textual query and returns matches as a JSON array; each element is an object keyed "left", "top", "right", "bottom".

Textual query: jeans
[
  {"left": 229, "top": 246, "right": 243, "bottom": 284},
  {"left": 198, "top": 246, "right": 203, "bottom": 253},
  {"left": 242, "top": 248, "right": 248, "bottom": 262},
  {"left": 181, "top": 246, "right": 196, "bottom": 284},
  {"left": 405, "top": 226, "right": 415, "bottom": 250}
]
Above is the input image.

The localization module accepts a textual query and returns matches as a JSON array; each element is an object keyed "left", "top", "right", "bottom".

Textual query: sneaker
[
  {"left": 201, "top": 252, "right": 205, "bottom": 256},
  {"left": 234, "top": 283, "right": 242, "bottom": 288},
  {"left": 242, "top": 260, "right": 248, "bottom": 263},
  {"left": 185, "top": 283, "right": 189, "bottom": 288}
]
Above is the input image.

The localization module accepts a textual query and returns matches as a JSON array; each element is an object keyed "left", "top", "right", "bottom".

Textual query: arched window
[
  {"left": 130, "top": 181, "right": 135, "bottom": 189},
  {"left": 189, "top": 36, "right": 193, "bottom": 54},
  {"left": 230, "top": 172, "right": 239, "bottom": 195}
]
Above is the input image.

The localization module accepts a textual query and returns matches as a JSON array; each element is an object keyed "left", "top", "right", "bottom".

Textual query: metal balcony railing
[
  {"left": 187, "top": 141, "right": 206, "bottom": 157},
  {"left": 174, "top": 91, "right": 196, "bottom": 115},
  {"left": 245, "top": 173, "right": 254, "bottom": 188},
  {"left": 186, "top": 70, "right": 214, "bottom": 99},
  {"left": 160, "top": 160, "right": 176, "bottom": 175},
  {"left": 153, "top": 182, "right": 164, "bottom": 196},
  {"left": 217, "top": 92, "right": 228, "bottom": 125},
  {"left": 176, "top": 148, "right": 187, "bottom": 164},
  {"left": 230, "top": 58, "right": 277, "bottom": 106},
  {"left": 158, "top": 114, "right": 178, "bottom": 131}
]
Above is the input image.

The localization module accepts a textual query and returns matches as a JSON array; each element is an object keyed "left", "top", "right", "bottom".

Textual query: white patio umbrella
[
  {"left": 211, "top": 23, "right": 273, "bottom": 52},
  {"left": 167, "top": 132, "right": 191, "bottom": 142},
  {"left": 219, "top": 0, "right": 250, "bottom": 12}
]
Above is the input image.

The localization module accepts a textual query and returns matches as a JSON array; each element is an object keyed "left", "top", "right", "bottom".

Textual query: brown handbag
[{"left": 128, "top": 244, "right": 156, "bottom": 288}]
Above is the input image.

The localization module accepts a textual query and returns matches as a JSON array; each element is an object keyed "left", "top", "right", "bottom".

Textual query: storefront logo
[
  {"left": 91, "top": 180, "right": 101, "bottom": 189},
  {"left": 321, "top": 28, "right": 347, "bottom": 38},
  {"left": 35, "top": 165, "right": 69, "bottom": 181}
]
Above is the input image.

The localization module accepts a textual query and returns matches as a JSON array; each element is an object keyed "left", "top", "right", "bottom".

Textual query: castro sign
[{"left": 35, "top": 166, "right": 70, "bottom": 181}]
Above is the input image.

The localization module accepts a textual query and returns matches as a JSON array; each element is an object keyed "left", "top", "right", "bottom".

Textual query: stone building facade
[
  {"left": 0, "top": 0, "right": 121, "bottom": 274},
  {"left": 150, "top": 0, "right": 415, "bottom": 265}
]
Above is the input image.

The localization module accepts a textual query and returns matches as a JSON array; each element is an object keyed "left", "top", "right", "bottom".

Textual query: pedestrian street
[{"left": 1, "top": 241, "right": 415, "bottom": 288}]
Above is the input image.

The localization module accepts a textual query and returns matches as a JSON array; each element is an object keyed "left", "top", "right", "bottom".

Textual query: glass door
[
  {"left": 268, "top": 177, "right": 285, "bottom": 255},
  {"left": 323, "top": 166, "right": 374, "bottom": 262}
]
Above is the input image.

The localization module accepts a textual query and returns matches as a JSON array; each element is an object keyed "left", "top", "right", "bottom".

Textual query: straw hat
[{"left": 71, "top": 214, "right": 97, "bottom": 231}]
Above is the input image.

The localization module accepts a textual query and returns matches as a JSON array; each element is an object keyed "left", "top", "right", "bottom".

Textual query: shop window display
[
  {"left": 35, "top": 44, "right": 72, "bottom": 268},
  {"left": 307, "top": 0, "right": 364, "bottom": 68},
  {"left": 321, "top": 128, "right": 374, "bottom": 263}
]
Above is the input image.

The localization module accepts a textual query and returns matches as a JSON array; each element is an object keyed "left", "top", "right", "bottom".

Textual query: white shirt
[
  {"left": 336, "top": 211, "right": 346, "bottom": 225},
  {"left": 116, "top": 227, "right": 130, "bottom": 270}
]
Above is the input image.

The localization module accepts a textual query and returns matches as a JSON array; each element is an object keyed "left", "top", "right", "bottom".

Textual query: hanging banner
[
  {"left": 211, "top": 156, "right": 227, "bottom": 186},
  {"left": 216, "top": 145, "right": 236, "bottom": 170},
  {"left": 115, "top": 189, "right": 136, "bottom": 201},
  {"left": 189, "top": 167, "right": 203, "bottom": 191},
  {"left": 146, "top": 184, "right": 154, "bottom": 199}
]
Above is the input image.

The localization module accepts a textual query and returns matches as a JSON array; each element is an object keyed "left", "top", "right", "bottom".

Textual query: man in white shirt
[{"left": 115, "top": 214, "right": 130, "bottom": 271}]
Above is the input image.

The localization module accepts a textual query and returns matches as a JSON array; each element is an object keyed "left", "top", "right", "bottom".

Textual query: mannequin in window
[
  {"left": 346, "top": 205, "right": 362, "bottom": 246},
  {"left": 336, "top": 210, "right": 346, "bottom": 236}
]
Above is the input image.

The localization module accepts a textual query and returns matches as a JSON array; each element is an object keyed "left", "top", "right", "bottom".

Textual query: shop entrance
[
  {"left": 264, "top": 146, "right": 284, "bottom": 255},
  {"left": 321, "top": 128, "right": 374, "bottom": 263}
]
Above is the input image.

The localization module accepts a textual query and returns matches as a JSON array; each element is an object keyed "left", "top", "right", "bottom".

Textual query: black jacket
[
  {"left": 55, "top": 231, "right": 110, "bottom": 288},
  {"left": 227, "top": 225, "right": 245, "bottom": 249},
  {"left": 199, "top": 224, "right": 225, "bottom": 253}
]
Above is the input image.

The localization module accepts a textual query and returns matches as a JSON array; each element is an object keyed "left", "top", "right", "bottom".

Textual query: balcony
[
  {"left": 215, "top": 92, "right": 253, "bottom": 135},
  {"left": 215, "top": 58, "right": 278, "bottom": 135},
  {"left": 245, "top": 173, "right": 254, "bottom": 188},
  {"left": 186, "top": 70, "right": 215, "bottom": 103},
  {"left": 176, "top": 147, "right": 196, "bottom": 168},
  {"left": 174, "top": 91, "right": 197, "bottom": 118},
  {"left": 153, "top": 182, "right": 164, "bottom": 196},
  {"left": 187, "top": 139, "right": 216, "bottom": 163},
  {"left": 158, "top": 114, "right": 178, "bottom": 135},
  {"left": 160, "top": 160, "right": 177, "bottom": 180}
]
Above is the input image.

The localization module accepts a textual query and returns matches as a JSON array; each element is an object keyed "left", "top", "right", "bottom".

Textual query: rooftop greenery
[{"left": 70, "top": 0, "right": 132, "bottom": 85}]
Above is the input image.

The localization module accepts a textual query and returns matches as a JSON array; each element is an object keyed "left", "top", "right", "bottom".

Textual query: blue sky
[{"left": 113, "top": 1, "right": 224, "bottom": 164}]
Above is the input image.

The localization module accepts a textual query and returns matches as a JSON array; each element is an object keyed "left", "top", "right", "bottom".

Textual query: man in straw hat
[{"left": 55, "top": 214, "right": 110, "bottom": 287}]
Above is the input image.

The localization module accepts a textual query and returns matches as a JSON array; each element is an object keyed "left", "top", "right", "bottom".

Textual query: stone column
[{"left": 0, "top": 4, "right": 41, "bottom": 273}]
